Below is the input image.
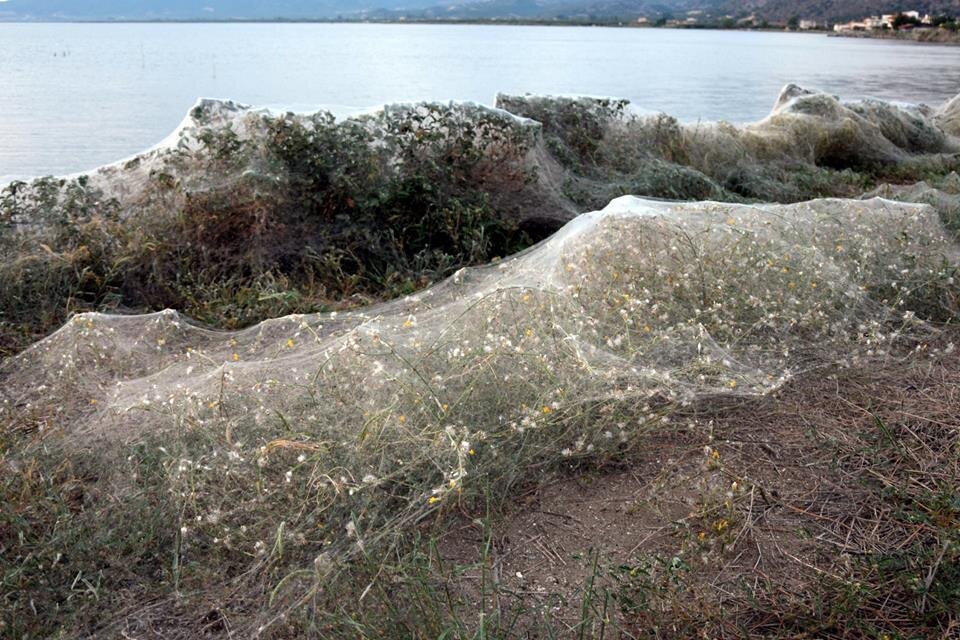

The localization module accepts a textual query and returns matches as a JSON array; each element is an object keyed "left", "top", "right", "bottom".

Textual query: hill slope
[
  {"left": 1, "top": 0, "right": 958, "bottom": 21},
  {"left": 0, "top": 0, "right": 440, "bottom": 20}
]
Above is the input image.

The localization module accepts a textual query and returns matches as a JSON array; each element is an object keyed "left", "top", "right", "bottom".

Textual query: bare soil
[{"left": 438, "top": 334, "right": 960, "bottom": 638}]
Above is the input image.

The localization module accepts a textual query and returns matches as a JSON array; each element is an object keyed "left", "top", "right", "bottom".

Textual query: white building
[
  {"left": 834, "top": 10, "right": 927, "bottom": 32},
  {"left": 833, "top": 17, "right": 880, "bottom": 32}
]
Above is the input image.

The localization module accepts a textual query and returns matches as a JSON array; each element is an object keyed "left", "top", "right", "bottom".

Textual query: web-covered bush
[
  {"left": 2, "top": 85, "right": 959, "bottom": 360},
  {"left": 2, "top": 195, "right": 958, "bottom": 635}
]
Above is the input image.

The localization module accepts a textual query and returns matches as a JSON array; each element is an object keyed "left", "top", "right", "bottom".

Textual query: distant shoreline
[
  {"left": 830, "top": 29, "right": 960, "bottom": 46},
  {"left": 1, "top": 15, "right": 957, "bottom": 45},
  {"left": 0, "top": 17, "right": 829, "bottom": 32}
]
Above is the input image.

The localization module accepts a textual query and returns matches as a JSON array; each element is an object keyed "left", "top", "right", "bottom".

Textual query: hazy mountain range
[{"left": 1, "top": 0, "right": 958, "bottom": 23}]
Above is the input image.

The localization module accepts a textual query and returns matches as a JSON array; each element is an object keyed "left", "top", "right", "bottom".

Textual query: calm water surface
[{"left": 2, "top": 23, "right": 960, "bottom": 180}]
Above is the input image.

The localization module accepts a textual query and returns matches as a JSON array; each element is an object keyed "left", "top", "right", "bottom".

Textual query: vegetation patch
[
  {"left": 2, "top": 87, "right": 960, "bottom": 638},
  {"left": 3, "top": 86, "right": 960, "bottom": 356},
  {"left": 2, "top": 194, "right": 958, "bottom": 637}
]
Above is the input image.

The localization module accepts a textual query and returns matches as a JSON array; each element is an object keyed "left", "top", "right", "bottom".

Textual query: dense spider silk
[
  {"left": 2, "top": 85, "right": 960, "bottom": 635},
  {"left": 2, "top": 197, "right": 956, "bottom": 600}
]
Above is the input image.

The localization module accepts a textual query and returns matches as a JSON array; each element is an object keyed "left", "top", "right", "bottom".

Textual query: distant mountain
[
  {"left": 409, "top": 0, "right": 960, "bottom": 22},
  {"left": 0, "top": 0, "right": 958, "bottom": 22},
  {"left": 722, "top": 0, "right": 960, "bottom": 23},
  {"left": 0, "top": 0, "right": 442, "bottom": 21},
  {"left": 406, "top": 0, "right": 728, "bottom": 21}
]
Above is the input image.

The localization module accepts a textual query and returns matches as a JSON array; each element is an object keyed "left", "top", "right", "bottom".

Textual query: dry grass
[
  {"left": 2, "top": 89, "right": 960, "bottom": 639},
  {"left": 2, "top": 194, "right": 959, "bottom": 639},
  {"left": 434, "top": 334, "right": 960, "bottom": 638}
]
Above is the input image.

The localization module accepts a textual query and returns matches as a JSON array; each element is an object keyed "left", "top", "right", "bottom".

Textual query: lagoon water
[{"left": 2, "top": 22, "right": 960, "bottom": 180}]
